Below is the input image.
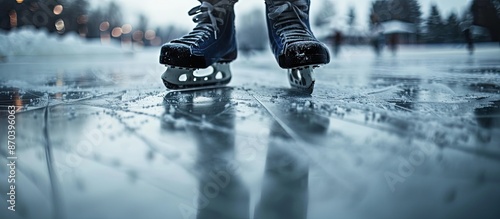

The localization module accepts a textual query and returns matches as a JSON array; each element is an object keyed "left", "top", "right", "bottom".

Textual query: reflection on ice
[
  {"left": 164, "top": 88, "right": 251, "bottom": 219},
  {"left": 255, "top": 101, "right": 330, "bottom": 219}
]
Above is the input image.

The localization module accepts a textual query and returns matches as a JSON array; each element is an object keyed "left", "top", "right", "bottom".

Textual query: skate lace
[
  {"left": 268, "top": 0, "right": 315, "bottom": 44},
  {"left": 172, "top": 0, "right": 232, "bottom": 46}
]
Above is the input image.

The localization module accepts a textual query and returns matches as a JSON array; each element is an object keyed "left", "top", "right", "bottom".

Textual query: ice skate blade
[
  {"left": 287, "top": 66, "right": 317, "bottom": 95},
  {"left": 161, "top": 62, "right": 232, "bottom": 90}
]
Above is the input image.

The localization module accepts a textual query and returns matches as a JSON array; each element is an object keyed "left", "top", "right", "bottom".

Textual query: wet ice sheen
[{"left": 0, "top": 45, "right": 499, "bottom": 219}]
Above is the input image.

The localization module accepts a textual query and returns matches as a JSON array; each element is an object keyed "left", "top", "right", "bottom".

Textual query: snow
[
  {"left": 381, "top": 20, "right": 417, "bottom": 34},
  {"left": 0, "top": 27, "right": 131, "bottom": 57}
]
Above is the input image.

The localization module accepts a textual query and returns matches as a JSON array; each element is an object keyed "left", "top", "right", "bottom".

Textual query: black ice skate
[
  {"left": 160, "top": 0, "right": 238, "bottom": 89},
  {"left": 265, "top": 0, "right": 330, "bottom": 94}
]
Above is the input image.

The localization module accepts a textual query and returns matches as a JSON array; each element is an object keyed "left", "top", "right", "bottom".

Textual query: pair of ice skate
[{"left": 160, "top": 0, "right": 330, "bottom": 94}]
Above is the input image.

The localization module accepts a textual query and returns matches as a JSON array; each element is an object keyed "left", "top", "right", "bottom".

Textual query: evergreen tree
[
  {"left": 369, "top": 0, "right": 422, "bottom": 25},
  {"left": 391, "top": 0, "right": 422, "bottom": 24},
  {"left": 391, "top": 0, "right": 422, "bottom": 41},
  {"left": 426, "top": 4, "right": 445, "bottom": 43},
  {"left": 409, "top": 0, "right": 423, "bottom": 24},
  {"left": 445, "top": 12, "right": 462, "bottom": 43},
  {"left": 370, "top": 0, "right": 391, "bottom": 27}
]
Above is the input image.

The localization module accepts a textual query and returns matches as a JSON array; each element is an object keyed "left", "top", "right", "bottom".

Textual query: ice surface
[{"left": 0, "top": 44, "right": 499, "bottom": 219}]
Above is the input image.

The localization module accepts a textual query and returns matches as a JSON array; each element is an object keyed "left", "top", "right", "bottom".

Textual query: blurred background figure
[
  {"left": 374, "top": 32, "right": 385, "bottom": 56},
  {"left": 380, "top": 20, "right": 416, "bottom": 56},
  {"left": 332, "top": 29, "right": 343, "bottom": 57},
  {"left": 370, "top": 23, "right": 385, "bottom": 56},
  {"left": 388, "top": 33, "right": 399, "bottom": 55},
  {"left": 460, "top": 13, "right": 475, "bottom": 55},
  {"left": 463, "top": 28, "right": 475, "bottom": 55}
]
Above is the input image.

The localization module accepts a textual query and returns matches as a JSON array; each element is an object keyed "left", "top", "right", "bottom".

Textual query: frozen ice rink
[{"left": 1, "top": 44, "right": 500, "bottom": 219}]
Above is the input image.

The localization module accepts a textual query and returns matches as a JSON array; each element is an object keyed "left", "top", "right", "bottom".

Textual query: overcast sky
[{"left": 89, "top": 0, "right": 473, "bottom": 29}]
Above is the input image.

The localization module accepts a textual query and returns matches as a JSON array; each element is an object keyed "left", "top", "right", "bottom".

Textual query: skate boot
[
  {"left": 160, "top": 0, "right": 238, "bottom": 89},
  {"left": 265, "top": 0, "right": 330, "bottom": 94}
]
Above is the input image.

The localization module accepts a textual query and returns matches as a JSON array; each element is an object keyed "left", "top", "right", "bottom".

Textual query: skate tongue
[
  {"left": 188, "top": 1, "right": 231, "bottom": 40},
  {"left": 268, "top": 0, "right": 312, "bottom": 42},
  {"left": 268, "top": 0, "right": 308, "bottom": 20},
  {"left": 190, "top": 2, "right": 218, "bottom": 29}
]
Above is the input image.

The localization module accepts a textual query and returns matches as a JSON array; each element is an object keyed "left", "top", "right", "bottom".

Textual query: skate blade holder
[
  {"left": 288, "top": 65, "right": 320, "bottom": 94},
  {"left": 162, "top": 62, "right": 232, "bottom": 90}
]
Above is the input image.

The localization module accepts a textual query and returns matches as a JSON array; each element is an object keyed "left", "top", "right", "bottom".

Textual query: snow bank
[{"left": 0, "top": 27, "right": 131, "bottom": 57}]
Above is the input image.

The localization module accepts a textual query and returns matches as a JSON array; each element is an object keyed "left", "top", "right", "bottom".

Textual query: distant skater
[
  {"left": 463, "top": 28, "right": 474, "bottom": 55},
  {"left": 370, "top": 21, "right": 385, "bottom": 56},
  {"left": 332, "top": 30, "right": 343, "bottom": 57},
  {"left": 389, "top": 33, "right": 398, "bottom": 55},
  {"left": 371, "top": 32, "right": 385, "bottom": 56},
  {"left": 460, "top": 12, "right": 475, "bottom": 55}
]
